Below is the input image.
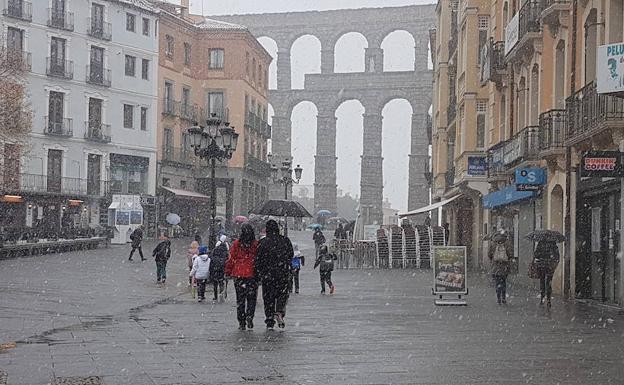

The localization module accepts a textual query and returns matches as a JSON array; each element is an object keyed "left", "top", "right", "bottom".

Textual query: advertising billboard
[
  {"left": 580, "top": 151, "right": 623, "bottom": 178},
  {"left": 597, "top": 43, "right": 624, "bottom": 94},
  {"left": 504, "top": 13, "right": 519, "bottom": 56},
  {"left": 432, "top": 246, "right": 467, "bottom": 295}
]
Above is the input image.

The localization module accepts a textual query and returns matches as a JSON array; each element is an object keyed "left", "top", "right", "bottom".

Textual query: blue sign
[
  {"left": 467, "top": 156, "right": 487, "bottom": 176},
  {"left": 483, "top": 185, "right": 536, "bottom": 209},
  {"left": 515, "top": 168, "right": 546, "bottom": 191}
]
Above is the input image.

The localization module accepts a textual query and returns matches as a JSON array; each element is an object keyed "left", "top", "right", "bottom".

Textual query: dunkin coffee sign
[{"left": 581, "top": 151, "right": 623, "bottom": 178}]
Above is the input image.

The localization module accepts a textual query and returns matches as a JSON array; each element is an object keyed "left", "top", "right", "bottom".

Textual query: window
[
  {"left": 47, "top": 149, "right": 63, "bottom": 192},
  {"left": 207, "top": 92, "right": 224, "bottom": 118},
  {"left": 50, "top": 37, "right": 66, "bottom": 71},
  {"left": 7, "top": 27, "right": 23, "bottom": 52},
  {"left": 140, "top": 107, "right": 147, "bottom": 131},
  {"left": 209, "top": 49, "right": 224, "bottom": 69},
  {"left": 142, "top": 18, "right": 150, "bottom": 36},
  {"left": 125, "top": 55, "right": 136, "bottom": 76},
  {"left": 123, "top": 104, "right": 133, "bottom": 128},
  {"left": 180, "top": 180, "right": 187, "bottom": 189},
  {"left": 162, "top": 178, "right": 170, "bottom": 187},
  {"left": 165, "top": 35, "right": 174, "bottom": 58},
  {"left": 48, "top": 91, "right": 64, "bottom": 128},
  {"left": 259, "top": 65, "right": 263, "bottom": 88},
  {"left": 476, "top": 100, "right": 487, "bottom": 149},
  {"left": 184, "top": 43, "right": 191, "bottom": 66},
  {"left": 252, "top": 57, "right": 256, "bottom": 81},
  {"left": 246, "top": 52, "right": 250, "bottom": 76},
  {"left": 91, "top": 4, "right": 104, "bottom": 34},
  {"left": 478, "top": 16, "right": 489, "bottom": 65},
  {"left": 141, "top": 59, "right": 149, "bottom": 80},
  {"left": 182, "top": 87, "right": 190, "bottom": 106},
  {"left": 126, "top": 13, "right": 135, "bottom": 32},
  {"left": 88, "top": 98, "right": 103, "bottom": 129}
]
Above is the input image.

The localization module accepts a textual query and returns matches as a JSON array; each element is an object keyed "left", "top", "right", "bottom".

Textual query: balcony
[
  {"left": 506, "top": 0, "right": 542, "bottom": 60},
  {"left": 538, "top": 109, "right": 566, "bottom": 157},
  {"left": 47, "top": 8, "right": 74, "bottom": 31},
  {"left": 84, "top": 122, "right": 111, "bottom": 143},
  {"left": 542, "top": 0, "right": 570, "bottom": 27},
  {"left": 245, "top": 155, "right": 272, "bottom": 177},
  {"left": 487, "top": 126, "right": 539, "bottom": 178},
  {"left": 245, "top": 112, "right": 272, "bottom": 138},
  {"left": 483, "top": 40, "right": 506, "bottom": 86},
  {"left": 162, "top": 99, "right": 179, "bottom": 116},
  {"left": 566, "top": 81, "right": 624, "bottom": 146},
  {"left": 3, "top": 0, "right": 32, "bottom": 21},
  {"left": 46, "top": 58, "right": 73, "bottom": 79},
  {"left": 87, "top": 18, "right": 112, "bottom": 41},
  {"left": 180, "top": 103, "right": 198, "bottom": 122},
  {"left": 161, "top": 146, "right": 194, "bottom": 167},
  {"left": 14, "top": 173, "right": 109, "bottom": 197},
  {"left": 86, "top": 65, "right": 111, "bottom": 87},
  {"left": 44, "top": 117, "right": 73, "bottom": 137},
  {"left": 5, "top": 49, "right": 31, "bottom": 71}
]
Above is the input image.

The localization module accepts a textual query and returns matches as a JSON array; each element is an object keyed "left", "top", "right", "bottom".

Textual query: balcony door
[
  {"left": 48, "top": 91, "right": 64, "bottom": 133},
  {"left": 7, "top": 27, "right": 23, "bottom": 51},
  {"left": 90, "top": 46, "right": 104, "bottom": 82},
  {"left": 91, "top": 3, "right": 104, "bottom": 33},
  {"left": 87, "top": 154, "right": 102, "bottom": 195},
  {"left": 50, "top": 37, "right": 66, "bottom": 74},
  {"left": 88, "top": 97, "right": 102, "bottom": 137},
  {"left": 163, "top": 128, "right": 173, "bottom": 160},
  {"left": 47, "top": 149, "right": 62, "bottom": 193}
]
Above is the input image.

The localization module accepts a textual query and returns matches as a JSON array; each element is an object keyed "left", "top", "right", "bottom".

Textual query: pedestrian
[
  {"left": 225, "top": 224, "right": 259, "bottom": 330},
  {"left": 194, "top": 229, "right": 202, "bottom": 246},
  {"left": 255, "top": 219, "right": 294, "bottom": 329},
  {"left": 187, "top": 240, "right": 200, "bottom": 287},
  {"left": 487, "top": 230, "right": 512, "bottom": 305},
  {"left": 334, "top": 224, "right": 347, "bottom": 240},
  {"left": 289, "top": 243, "right": 304, "bottom": 294},
  {"left": 128, "top": 225, "right": 145, "bottom": 261},
  {"left": 532, "top": 239, "right": 560, "bottom": 308},
  {"left": 314, "top": 244, "right": 337, "bottom": 294},
  {"left": 210, "top": 235, "right": 228, "bottom": 302},
  {"left": 190, "top": 245, "right": 211, "bottom": 302},
  {"left": 443, "top": 223, "right": 450, "bottom": 245},
  {"left": 153, "top": 236, "right": 172, "bottom": 284},
  {"left": 313, "top": 227, "right": 326, "bottom": 257}
]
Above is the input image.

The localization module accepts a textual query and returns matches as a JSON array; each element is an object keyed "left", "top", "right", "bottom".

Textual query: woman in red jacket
[{"left": 225, "top": 223, "right": 259, "bottom": 330}]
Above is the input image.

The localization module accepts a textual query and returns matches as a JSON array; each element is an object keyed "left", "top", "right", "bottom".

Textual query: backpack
[
  {"left": 292, "top": 256, "right": 301, "bottom": 269},
  {"left": 129, "top": 231, "right": 136, "bottom": 241},
  {"left": 493, "top": 243, "right": 508, "bottom": 262},
  {"left": 320, "top": 254, "right": 335, "bottom": 271}
]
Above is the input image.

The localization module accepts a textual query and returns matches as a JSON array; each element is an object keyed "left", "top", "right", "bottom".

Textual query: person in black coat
[
  {"left": 533, "top": 240, "right": 560, "bottom": 307},
  {"left": 314, "top": 244, "right": 337, "bottom": 294},
  {"left": 129, "top": 226, "right": 145, "bottom": 261},
  {"left": 153, "top": 238, "right": 171, "bottom": 284},
  {"left": 313, "top": 228, "right": 326, "bottom": 257},
  {"left": 255, "top": 219, "right": 293, "bottom": 329},
  {"left": 210, "top": 239, "right": 228, "bottom": 301}
]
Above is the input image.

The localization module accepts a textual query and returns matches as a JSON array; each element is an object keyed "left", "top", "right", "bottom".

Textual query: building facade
[
  {"left": 156, "top": 2, "right": 272, "bottom": 232},
  {"left": 0, "top": 0, "right": 159, "bottom": 237}
]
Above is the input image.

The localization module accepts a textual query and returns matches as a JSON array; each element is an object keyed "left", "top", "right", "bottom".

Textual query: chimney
[{"left": 181, "top": 0, "right": 189, "bottom": 19}]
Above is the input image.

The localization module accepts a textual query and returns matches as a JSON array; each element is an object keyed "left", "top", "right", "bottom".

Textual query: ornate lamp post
[
  {"left": 187, "top": 114, "right": 239, "bottom": 249},
  {"left": 267, "top": 154, "right": 302, "bottom": 236}
]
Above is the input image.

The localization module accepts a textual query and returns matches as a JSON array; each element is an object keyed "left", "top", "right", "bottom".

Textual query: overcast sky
[{"left": 183, "top": 0, "right": 434, "bottom": 213}]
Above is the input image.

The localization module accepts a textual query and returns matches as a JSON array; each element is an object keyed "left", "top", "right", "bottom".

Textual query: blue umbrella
[
  {"left": 317, "top": 210, "right": 333, "bottom": 217},
  {"left": 307, "top": 223, "right": 323, "bottom": 230}
]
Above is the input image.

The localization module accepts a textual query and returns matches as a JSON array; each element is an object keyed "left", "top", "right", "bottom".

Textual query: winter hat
[
  {"left": 265, "top": 220, "right": 280, "bottom": 235},
  {"left": 198, "top": 246, "right": 208, "bottom": 255}
]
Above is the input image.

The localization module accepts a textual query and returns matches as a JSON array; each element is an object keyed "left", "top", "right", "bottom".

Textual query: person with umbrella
[
  {"left": 334, "top": 223, "right": 347, "bottom": 240},
  {"left": 313, "top": 227, "right": 326, "bottom": 257},
  {"left": 527, "top": 230, "right": 562, "bottom": 308},
  {"left": 255, "top": 220, "right": 294, "bottom": 329},
  {"left": 487, "top": 230, "right": 513, "bottom": 305},
  {"left": 128, "top": 225, "right": 145, "bottom": 261}
]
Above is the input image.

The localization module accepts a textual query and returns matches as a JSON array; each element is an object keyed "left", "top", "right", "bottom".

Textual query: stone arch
[
  {"left": 550, "top": 184, "right": 564, "bottom": 232},
  {"left": 335, "top": 99, "right": 365, "bottom": 201},
  {"left": 290, "top": 100, "right": 318, "bottom": 186},
  {"left": 290, "top": 34, "right": 322, "bottom": 89},
  {"left": 381, "top": 30, "right": 416, "bottom": 72},
  {"left": 554, "top": 40, "right": 566, "bottom": 109},
  {"left": 334, "top": 32, "right": 368, "bottom": 73},
  {"left": 517, "top": 76, "right": 527, "bottom": 132},
  {"left": 583, "top": 8, "right": 598, "bottom": 85},
  {"left": 257, "top": 36, "right": 278, "bottom": 90}
]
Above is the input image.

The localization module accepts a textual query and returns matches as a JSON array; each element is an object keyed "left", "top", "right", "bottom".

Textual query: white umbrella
[{"left": 166, "top": 213, "right": 181, "bottom": 225}]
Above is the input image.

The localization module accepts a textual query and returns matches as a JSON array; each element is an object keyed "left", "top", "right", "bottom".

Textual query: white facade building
[{"left": 1, "top": 0, "right": 158, "bottom": 231}]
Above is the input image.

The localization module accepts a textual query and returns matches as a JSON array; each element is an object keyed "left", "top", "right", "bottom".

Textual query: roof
[
  {"left": 161, "top": 186, "right": 210, "bottom": 200},
  {"left": 195, "top": 17, "right": 248, "bottom": 31},
  {"left": 110, "top": 0, "right": 158, "bottom": 13}
]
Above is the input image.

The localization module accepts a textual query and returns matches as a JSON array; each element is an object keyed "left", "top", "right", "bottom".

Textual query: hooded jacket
[
  {"left": 225, "top": 239, "right": 259, "bottom": 278},
  {"left": 153, "top": 240, "right": 171, "bottom": 262},
  {"left": 255, "top": 220, "right": 294, "bottom": 285},
  {"left": 190, "top": 254, "right": 211, "bottom": 280},
  {"left": 210, "top": 243, "right": 228, "bottom": 281}
]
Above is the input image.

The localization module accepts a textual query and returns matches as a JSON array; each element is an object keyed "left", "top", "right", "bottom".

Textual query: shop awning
[
  {"left": 398, "top": 195, "right": 462, "bottom": 217},
  {"left": 161, "top": 186, "right": 210, "bottom": 200},
  {"left": 482, "top": 185, "right": 535, "bottom": 209}
]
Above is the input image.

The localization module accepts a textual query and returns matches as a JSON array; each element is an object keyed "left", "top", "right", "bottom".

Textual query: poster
[
  {"left": 432, "top": 246, "right": 467, "bottom": 294},
  {"left": 597, "top": 43, "right": 624, "bottom": 94}
]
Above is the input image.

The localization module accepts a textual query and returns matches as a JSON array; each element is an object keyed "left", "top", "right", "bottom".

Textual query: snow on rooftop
[{"left": 195, "top": 18, "right": 248, "bottom": 31}]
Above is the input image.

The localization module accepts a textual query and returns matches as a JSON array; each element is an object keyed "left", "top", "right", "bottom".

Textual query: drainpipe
[{"left": 564, "top": 0, "right": 577, "bottom": 300}]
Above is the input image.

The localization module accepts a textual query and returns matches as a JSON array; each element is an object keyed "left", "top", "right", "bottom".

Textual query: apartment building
[
  {"left": 433, "top": 0, "right": 624, "bottom": 305},
  {"left": 0, "top": 0, "right": 158, "bottom": 236},
  {"left": 156, "top": 2, "right": 272, "bottom": 231}
]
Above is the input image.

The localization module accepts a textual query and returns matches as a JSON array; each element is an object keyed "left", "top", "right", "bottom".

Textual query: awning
[
  {"left": 161, "top": 186, "right": 210, "bottom": 200},
  {"left": 482, "top": 185, "right": 535, "bottom": 209},
  {"left": 399, "top": 195, "right": 461, "bottom": 217},
  {"left": 108, "top": 202, "right": 120, "bottom": 210}
]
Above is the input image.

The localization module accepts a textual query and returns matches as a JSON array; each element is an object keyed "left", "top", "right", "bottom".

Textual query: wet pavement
[{"left": 1, "top": 231, "right": 623, "bottom": 384}]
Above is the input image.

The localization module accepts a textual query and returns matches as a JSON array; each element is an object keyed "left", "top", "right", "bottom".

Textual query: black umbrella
[
  {"left": 525, "top": 229, "right": 565, "bottom": 242},
  {"left": 249, "top": 200, "right": 312, "bottom": 218}
]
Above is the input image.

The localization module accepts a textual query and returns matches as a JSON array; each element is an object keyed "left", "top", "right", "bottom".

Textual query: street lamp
[
  {"left": 267, "top": 154, "right": 302, "bottom": 236},
  {"left": 187, "top": 113, "right": 239, "bottom": 250}
]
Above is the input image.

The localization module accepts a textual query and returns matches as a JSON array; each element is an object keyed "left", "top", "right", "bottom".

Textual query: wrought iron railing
[
  {"left": 538, "top": 109, "right": 566, "bottom": 151},
  {"left": 47, "top": 8, "right": 74, "bottom": 31},
  {"left": 246, "top": 155, "right": 272, "bottom": 176},
  {"left": 84, "top": 121, "right": 111, "bottom": 143},
  {"left": 46, "top": 57, "right": 73, "bottom": 79},
  {"left": 162, "top": 99, "right": 179, "bottom": 116},
  {"left": 161, "top": 146, "right": 194, "bottom": 166},
  {"left": 87, "top": 18, "right": 112, "bottom": 41},
  {"left": 86, "top": 65, "right": 111, "bottom": 87},
  {"left": 180, "top": 103, "right": 198, "bottom": 122},
  {"left": 12, "top": 173, "right": 109, "bottom": 196},
  {"left": 3, "top": 0, "right": 32, "bottom": 21},
  {"left": 543, "top": 0, "right": 570, "bottom": 9},
  {"left": 566, "top": 81, "right": 624, "bottom": 142},
  {"left": 491, "top": 41, "right": 506, "bottom": 72},
  {"left": 487, "top": 126, "right": 539, "bottom": 176},
  {"left": 518, "top": 0, "right": 542, "bottom": 40},
  {"left": 5, "top": 49, "right": 31, "bottom": 71},
  {"left": 44, "top": 116, "right": 73, "bottom": 137}
]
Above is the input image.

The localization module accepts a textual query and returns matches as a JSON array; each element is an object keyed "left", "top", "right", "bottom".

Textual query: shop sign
[
  {"left": 580, "top": 151, "right": 623, "bottom": 178},
  {"left": 467, "top": 156, "right": 487, "bottom": 176},
  {"left": 597, "top": 42, "right": 624, "bottom": 94},
  {"left": 515, "top": 168, "right": 546, "bottom": 191},
  {"left": 432, "top": 246, "right": 467, "bottom": 295},
  {"left": 504, "top": 13, "right": 519, "bottom": 56}
]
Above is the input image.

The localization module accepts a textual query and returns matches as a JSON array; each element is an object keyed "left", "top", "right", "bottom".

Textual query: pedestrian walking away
[
  {"left": 313, "top": 228, "right": 326, "bottom": 258},
  {"left": 314, "top": 244, "right": 337, "bottom": 294},
  {"left": 334, "top": 224, "right": 347, "bottom": 240},
  {"left": 289, "top": 243, "right": 304, "bottom": 294},
  {"left": 128, "top": 225, "right": 145, "bottom": 261},
  {"left": 153, "top": 237, "right": 172, "bottom": 284},
  {"left": 190, "top": 246, "right": 211, "bottom": 302},
  {"left": 187, "top": 240, "right": 200, "bottom": 287},
  {"left": 487, "top": 230, "right": 512, "bottom": 305},
  {"left": 532, "top": 239, "right": 560, "bottom": 308},
  {"left": 225, "top": 223, "right": 259, "bottom": 330},
  {"left": 255, "top": 219, "right": 294, "bottom": 329},
  {"left": 210, "top": 235, "right": 228, "bottom": 302}
]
